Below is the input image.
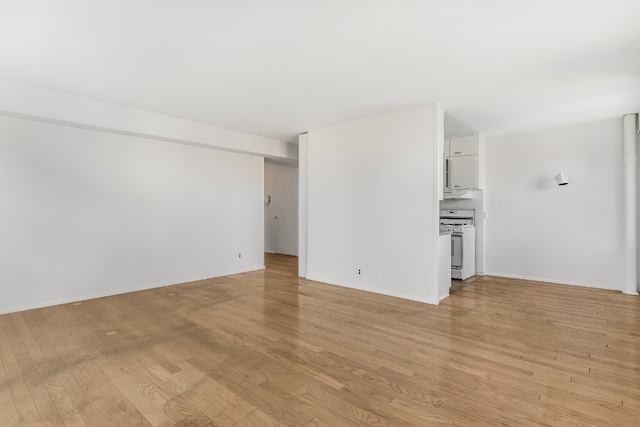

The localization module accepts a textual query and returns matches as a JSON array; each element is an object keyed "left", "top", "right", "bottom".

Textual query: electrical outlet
[
  {"left": 238, "top": 253, "right": 242, "bottom": 259},
  {"left": 358, "top": 268, "right": 362, "bottom": 276}
]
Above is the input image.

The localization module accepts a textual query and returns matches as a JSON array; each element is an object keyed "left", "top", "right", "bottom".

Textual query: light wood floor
[{"left": 1, "top": 254, "right": 639, "bottom": 426}]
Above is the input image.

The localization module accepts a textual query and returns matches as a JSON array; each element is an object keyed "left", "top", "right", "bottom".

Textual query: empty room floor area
[{"left": 0, "top": 256, "right": 639, "bottom": 426}]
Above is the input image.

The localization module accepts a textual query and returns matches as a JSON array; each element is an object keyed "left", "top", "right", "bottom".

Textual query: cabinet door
[
  {"left": 449, "top": 135, "right": 478, "bottom": 157},
  {"left": 449, "top": 155, "right": 478, "bottom": 190}
]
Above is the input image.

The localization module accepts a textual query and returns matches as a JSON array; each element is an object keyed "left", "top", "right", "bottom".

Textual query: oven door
[{"left": 451, "top": 233, "right": 463, "bottom": 268}]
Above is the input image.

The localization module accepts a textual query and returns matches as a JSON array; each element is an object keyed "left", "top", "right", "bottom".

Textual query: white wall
[
  {"left": 0, "top": 115, "right": 264, "bottom": 314},
  {"left": 304, "top": 104, "right": 442, "bottom": 304},
  {"left": 0, "top": 79, "right": 298, "bottom": 162},
  {"left": 637, "top": 124, "right": 640, "bottom": 290},
  {"left": 484, "top": 118, "right": 625, "bottom": 290},
  {"left": 264, "top": 160, "right": 298, "bottom": 256},
  {"left": 298, "top": 133, "right": 309, "bottom": 277}
]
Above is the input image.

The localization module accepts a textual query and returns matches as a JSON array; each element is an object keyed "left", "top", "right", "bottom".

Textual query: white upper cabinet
[
  {"left": 448, "top": 134, "right": 478, "bottom": 157},
  {"left": 447, "top": 155, "right": 478, "bottom": 190},
  {"left": 443, "top": 133, "right": 484, "bottom": 193}
]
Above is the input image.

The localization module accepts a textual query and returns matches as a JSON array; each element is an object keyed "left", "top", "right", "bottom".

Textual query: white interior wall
[
  {"left": 0, "top": 115, "right": 264, "bottom": 314},
  {"left": 298, "top": 133, "right": 308, "bottom": 277},
  {"left": 444, "top": 113, "right": 477, "bottom": 138},
  {"left": 484, "top": 118, "right": 625, "bottom": 290},
  {"left": 0, "top": 79, "right": 298, "bottom": 162},
  {"left": 304, "top": 104, "right": 441, "bottom": 304},
  {"left": 264, "top": 160, "right": 299, "bottom": 256},
  {"left": 636, "top": 115, "right": 640, "bottom": 292}
]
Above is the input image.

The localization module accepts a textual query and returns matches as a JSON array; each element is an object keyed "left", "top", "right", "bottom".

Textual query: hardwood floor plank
[
  {"left": 163, "top": 395, "right": 213, "bottom": 427},
  {"left": 297, "top": 382, "right": 397, "bottom": 427},
  {"left": 56, "top": 366, "right": 112, "bottom": 427},
  {"left": 2, "top": 349, "right": 42, "bottom": 426},
  {"left": 97, "top": 360, "right": 176, "bottom": 426},
  {"left": 0, "top": 254, "right": 639, "bottom": 425},
  {"left": 0, "top": 340, "right": 21, "bottom": 427},
  {"left": 20, "top": 316, "right": 89, "bottom": 427},
  {"left": 14, "top": 351, "right": 66, "bottom": 426},
  {"left": 42, "top": 375, "right": 88, "bottom": 427},
  {"left": 222, "top": 380, "right": 312, "bottom": 427},
  {"left": 82, "top": 379, "right": 134, "bottom": 427},
  {"left": 94, "top": 378, "right": 153, "bottom": 427}
]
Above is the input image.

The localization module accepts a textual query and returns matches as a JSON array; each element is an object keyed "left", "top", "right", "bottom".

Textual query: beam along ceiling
[{"left": 1, "top": 0, "right": 639, "bottom": 142}]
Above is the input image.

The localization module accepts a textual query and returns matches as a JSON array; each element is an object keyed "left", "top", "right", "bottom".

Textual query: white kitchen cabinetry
[
  {"left": 443, "top": 134, "right": 483, "bottom": 193},
  {"left": 446, "top": 155, "right": 478, "bottom": 190},
  {"left": 449, "top": 135, "right": 478, "bottom": 157}
]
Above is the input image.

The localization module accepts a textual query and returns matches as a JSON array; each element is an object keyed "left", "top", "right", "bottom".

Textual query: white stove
[
  {"left": 440, "top": 209, "right": 475, "bottom": 226},
  {"left": 439, "top": 209, "right": 476, "bottom": 280}
]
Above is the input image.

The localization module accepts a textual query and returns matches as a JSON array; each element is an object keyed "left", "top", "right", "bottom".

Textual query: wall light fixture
[{"left": 556, "top": 171, "right": 569, "bottom": 186}]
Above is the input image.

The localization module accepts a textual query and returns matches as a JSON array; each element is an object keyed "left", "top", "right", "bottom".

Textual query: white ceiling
[{"left": 1, "top": 0, "right": 639, "bottom": 142}]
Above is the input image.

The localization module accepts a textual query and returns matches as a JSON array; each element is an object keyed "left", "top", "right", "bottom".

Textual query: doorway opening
[
  {"left": 264, "top": 159, "right": 299, "bottom": 265},
  {"left": 264, "top": 253, "right": 298, "bottom": 277}
]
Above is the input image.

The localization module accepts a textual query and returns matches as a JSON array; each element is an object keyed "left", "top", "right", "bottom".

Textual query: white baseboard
[
  {"left": 484, "top": 271, "right": 621, "bottom": 291},
  {"left": 265, "top": 250, "right": 298, "bottom": 256},
  {"left": 305, "top": 274, "right": 439, "bottom": 305},
  {"left": 0, "top": 281, "right": 174, "bottom": 315},
  {"left": 0, "top": 266, "right": 266, "bottom": 316}
]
